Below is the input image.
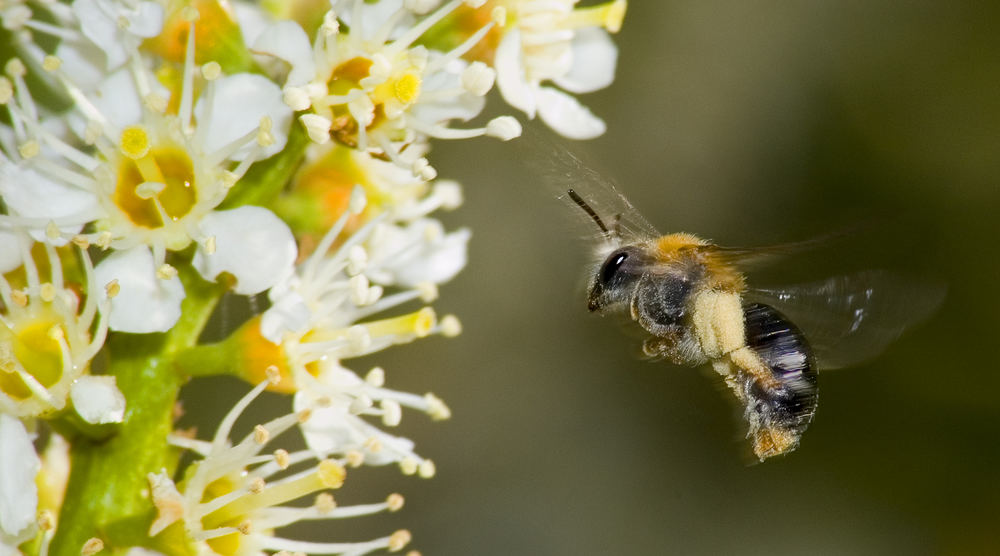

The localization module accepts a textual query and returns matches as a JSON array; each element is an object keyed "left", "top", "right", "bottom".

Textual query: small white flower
[
  {"left": 254, "top": 0, "right": 520, "bottom": 173},
  {"left": 494, "top": 0, "right": 626, "bottom": 138},
  {"left": 0, "top": 16, "right": 296, "bottom": 332},
  {"left": 149, "top": 377, "right": 413, "bottom": 555},
  {"left": 0, "top": 234, "right": 109, "bottom": 419}
]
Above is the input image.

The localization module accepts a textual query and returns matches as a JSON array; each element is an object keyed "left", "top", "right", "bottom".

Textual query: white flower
[
  {"left": 494, "top": 0, "right": 626, "bottom": 138},
  {"left": 254, "top": 0, "right": 521, "bottom": 174},
  {"left": 0, "top": 415, "right": 39, "bottom": 545},
  {"left": 0, "top": 12, "right": 296, "bottom": 332},
  {"left": 149, "top": 375, "right": 413, "bottom": 556},
  {"left": 0, "top": 233, "right": 110, "bottom": 420}
]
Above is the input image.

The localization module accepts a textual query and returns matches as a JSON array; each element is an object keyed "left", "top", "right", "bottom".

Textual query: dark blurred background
[{"left": 186, "top": 1, "right": 1000, "bottom": 554}]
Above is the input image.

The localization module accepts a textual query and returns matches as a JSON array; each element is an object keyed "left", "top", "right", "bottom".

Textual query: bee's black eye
[{"left": 601, "top": 252, "right": 629, "bottom": 284}]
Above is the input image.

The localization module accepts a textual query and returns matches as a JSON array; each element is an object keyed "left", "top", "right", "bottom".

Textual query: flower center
[
  {"left": 393, "top": 73, "right": 422, "bottom": 105},
  {"left": 115, "top": 126, "right": 197, "bottom": 229},
  {"left": 0, "top": 312, "right": 64, "bottom": 400},
  {"left": 329, "top": 57, "right": 374, "bottom": 95}
]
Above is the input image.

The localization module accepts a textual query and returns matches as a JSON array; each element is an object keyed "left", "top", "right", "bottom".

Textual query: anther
[
  {"left": 388, "top": 529, "right": 412, "bottom": 552},
  {"left": 248, "top": 477, "right": 266, "bottom": 493},
  {"left": 386, "top": 493, "right": 405, "bottom": 512},
  {"left": 105, "top": 280, "right": 120, "bottom": 298},
  {"left": 314, "top": 492, "right": 336, "bottom": 513},
  {"left": 42, "top": 55, "right": 61, "bottom": 72},
  {"left": 253, "top": 424, "right": 269, "bottom": 444},
  {"left": 81, "top": 537, "right": 104, "bottom": 556},
  {"left": 201, "top": 61, "right": 222, "bottom": 81},
  {"left": 156, "top": 264, "right": 177, "bottom": 280},
  {"left": 274, "top": 449, "right": 290, "bottom": 469},
  {"left": 365, "top": 367, "right": 385, "bottom": 387}
]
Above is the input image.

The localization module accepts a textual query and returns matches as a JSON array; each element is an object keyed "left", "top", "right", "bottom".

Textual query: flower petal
[
  {"left": 536, "top": 86, "right": 607, "bottom": 139},
  {"left": 196, "top": 74, "right": 293, "bottom": 161},
  {"left": 252, "top": 21, "right": 316, "bottom": 87},
  {"left": 0, "top": 163, "right": 100, "bottom": 239},
  {"left": 70, "top": 376, "right": 126, "bottom": 424},
  {"left": 192, "top": 206, "right": 297, "bottom": 295},
  {"left": 495, "top": 29, "right": 537, "bottom": 117},
  {"left": 0, "top": 415, "right": 39, "bottom": 541},
  {"left": 94, "top": 246, "right": 184, "bottom": 333},
  {"left": 553, "top": 28, "right": 618, "bottom": 94}
]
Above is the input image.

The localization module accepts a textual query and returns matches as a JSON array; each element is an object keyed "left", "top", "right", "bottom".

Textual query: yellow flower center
[
  {"left": 393, "top": 73, "right": 422, "bottom": 104},
  {"left": 0, "top": 310, "right": 64, "bottom": 400},
  {"left": 115, "top": 127, "right": 197, "bottom": 229}
]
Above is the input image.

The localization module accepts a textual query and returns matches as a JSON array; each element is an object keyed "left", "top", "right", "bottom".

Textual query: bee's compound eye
[{"left": 601, "top": 252, "right": 629, "bottom": 284}]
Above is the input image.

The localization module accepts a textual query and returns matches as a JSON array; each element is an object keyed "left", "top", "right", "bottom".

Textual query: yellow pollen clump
[
  {"left": 388, "top": 530, "right": 412, "bottom": 552},
  {"left": 317, "top": 460, "right": 346, "bottom": 488},
  {"left": 81, "top": 537, "right": 104, "bottom": 556},
  {"left": 393, "top": 73, "right": 422, "bottom": 104},
  {"left": 120, "top": 126, "right": 151, "bottom": 160}
]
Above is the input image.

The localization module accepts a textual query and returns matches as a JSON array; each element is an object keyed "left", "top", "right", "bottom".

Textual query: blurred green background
[{"left": 187, "top": 1, "right": 1000, "bottom": 554}]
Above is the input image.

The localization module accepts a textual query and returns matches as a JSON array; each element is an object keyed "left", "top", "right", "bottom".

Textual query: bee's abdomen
[{"left": 741, "top": 303, "right": 818, "bottom": 458}]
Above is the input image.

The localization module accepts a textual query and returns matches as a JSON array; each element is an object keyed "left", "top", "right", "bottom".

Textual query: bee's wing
[
  {"left": 524, "top": 131, "right": 660, "bottom": 243},
  {"left": 747, "top": 271, "right": 946, "bottom": 370}
]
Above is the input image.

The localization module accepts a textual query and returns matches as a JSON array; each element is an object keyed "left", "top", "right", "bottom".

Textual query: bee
[{"left": 565, "top": 187, "right": 944, "bottom": 461}]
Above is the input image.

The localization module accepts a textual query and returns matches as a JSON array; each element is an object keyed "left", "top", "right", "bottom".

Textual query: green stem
[
  {"left": 49, "top": 267, "right": 223, "bottom": 556},
  {"left": 220, "top": 123, "right": 309, "bottom": 210}
]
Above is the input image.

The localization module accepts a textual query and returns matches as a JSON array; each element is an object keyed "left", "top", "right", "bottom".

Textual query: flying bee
[{"left": 565, "top": 187, "right": 944, "bottom": 461}]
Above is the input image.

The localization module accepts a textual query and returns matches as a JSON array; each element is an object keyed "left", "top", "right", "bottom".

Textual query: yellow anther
[
  {"left": 45, "top": 221, "right": 61, "bottom": 241},
  {"left": 393, "top": 73, "right": 421, "bottom": 104},
  {"left": 387, "top": 493, "right": 405, "bottom": 512},
  {"left": 317, "top": 460, "right": 346, "bottom": 488},
  {"left": 10, "top": 290, "right": 28, "bottom": 307},
  {"left": 42, "top": 56, "right": 61, "bottom": 72},
  {"left": 249, "top": 477, "right": 266, "bottom": 493},
  {"left": 314, "top": 492, "right": 336, "bottom": 513},
  {"left": 120, "top": 126, "right": 151, "bottom": 160},
  {"left": 39, "top": 283, "right": 56, "bottom": 303},
  {"left": 273, "top": 449, "right": 290, "bottom": 469},
  {"left": 237, "top": 520, "right": 252, "bottom": 535},
  {"left": 104, "top": 280, "right": 120, "bottom": 298},
  {"left": 388, "top": 530, "right": 412, "bottom": 552},
  {"left": 18, "top": 141, "right": 39, "bottom": 159},
  {"left": 253, "top": 424, "right": 269, "bottom": 444},
  {"left": 346, "top": 450, "right": 365, "bottom": 468},
  {"left": 81, "top": 537, "right": 104, "bottom": 556},
  {"left": 5, "top": 58, "right": 26, "bottom": 77},
  {"left": 156, "top": 264, "right": 177, "bottom": 280},
  {"left": 201, "top": 61, "right": 222, "bottom": 81}
]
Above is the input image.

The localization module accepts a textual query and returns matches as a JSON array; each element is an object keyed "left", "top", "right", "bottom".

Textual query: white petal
[
  {"left": 536, "top": 86, "right": 606, "bottom": 139},
  {"left": 89, "top": 67, "right": 144, "bottom": 131},
  {"left": 54, "top": 41, "right": 105, "bottom": 92},
  {"left": 196, "top": 74, "right": 293, "bottom": 160},
  {"left": 495, "top": 29, "right": 537, "bottom": 117},
  {"left": 70, "top": 376, "right": 126, "bottom": 424},
  {"left": 369, "top": 221, "right": 470, "bottom": 286},
  {"left": 260, "top": 290, "right": 310, "bottom": 343},
  {"left": 122, "top": 2, "right": 164, "bottom": 38},
  {"left": 191, "top": 206, "right": 297, "bottom": 295},
  {"left": 94, "top": 246, "right": 184, "bottom": 333},
  {"left": 553, "top": 28, "right": 618, "bottom": 94},
  {"left": 252, "top": 21, "right": 316, "bottom": 87},
  {"left": 72, "top": 0, "right": 127, "bottom": 68},
  {"left": 0, "top": 164, "right": 100, "bottom": 237},
  {"left": 0, "top": 231, "right": 27, "bottom": 274},
  {"left": 0, "top": 415, "right": 39, "bottom": 541}
]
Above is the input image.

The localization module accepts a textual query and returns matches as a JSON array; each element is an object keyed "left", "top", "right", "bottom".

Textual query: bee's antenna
[{"left": 567, "top": 189, "right": 610, "bottom": 235}]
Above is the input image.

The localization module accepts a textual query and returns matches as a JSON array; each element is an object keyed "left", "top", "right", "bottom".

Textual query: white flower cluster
[{"left": 0, "top": 0, "right": 627, "bottom": 553}]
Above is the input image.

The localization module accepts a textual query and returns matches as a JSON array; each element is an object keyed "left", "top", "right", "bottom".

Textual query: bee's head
[{"left": 587, "top": 245, "right": 650, "bottom": 312}]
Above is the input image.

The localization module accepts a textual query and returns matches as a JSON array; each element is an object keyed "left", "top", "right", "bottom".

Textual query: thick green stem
[{"left": 49, "top": 267, "right": 223, "bottom": 556}]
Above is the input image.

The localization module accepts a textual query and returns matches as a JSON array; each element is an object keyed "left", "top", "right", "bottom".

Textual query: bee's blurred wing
[
  {"left": 523, "top": 129, "right": 660, "bottom": 242},
  {"left": 748, "top": 271, "right": 946, "bottom": 369}
]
